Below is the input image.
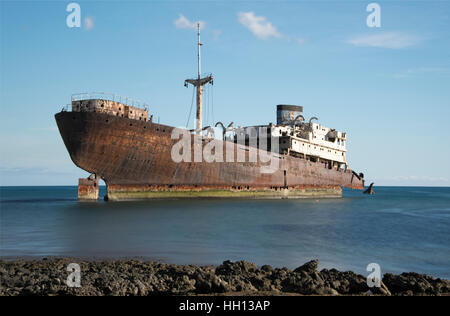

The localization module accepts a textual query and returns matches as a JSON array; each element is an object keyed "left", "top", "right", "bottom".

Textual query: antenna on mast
[
  {"left": 197, "top": 22, "right": 201, "bottom": 79},
  {"left": 185, "top": 22, "right": 213, "bottom": 135}
]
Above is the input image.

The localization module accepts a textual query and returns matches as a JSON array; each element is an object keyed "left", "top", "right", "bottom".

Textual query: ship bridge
[{"left": 231, "top": 105, "right": 348, "bottom": 171}]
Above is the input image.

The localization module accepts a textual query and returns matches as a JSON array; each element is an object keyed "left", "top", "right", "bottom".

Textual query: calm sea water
[{"left": 0, "top": 186, "right": 449, "bottom": 278}]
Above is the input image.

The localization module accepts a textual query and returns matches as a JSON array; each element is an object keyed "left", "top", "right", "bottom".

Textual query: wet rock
[
  {"left": 316, "top": 287, "right": 339, "bottom": 295},
  {"left": 383, "top": 272, "right": 450, "bottom": 295},
  {"left": 215, "top": 260, "right": 258, "bottom": 275},
  {"left": 294, "top": 259, "right": 318, "bottom": 274},
  {"left": 369, "top": 281, "right": 391, "bottom": 296},
  {"left": 0, "top": 258, "right": 448, "bottom": 296},
  {"left": 319, "top": 269, "right": 369, "bottom": 295}
]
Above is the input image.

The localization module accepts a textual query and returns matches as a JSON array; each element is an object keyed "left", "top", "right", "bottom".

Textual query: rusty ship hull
[{"left": 55, "top": 111, "right": 364, "bottom": 200}]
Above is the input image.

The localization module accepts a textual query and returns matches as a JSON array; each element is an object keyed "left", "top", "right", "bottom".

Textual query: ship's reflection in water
[{"left": 1, "top": 186, "right": 449, "bottom": 279}]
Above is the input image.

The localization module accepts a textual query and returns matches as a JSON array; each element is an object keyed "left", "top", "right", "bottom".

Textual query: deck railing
[{"left": 71, "top": 92, "right": 149, "bottom": 111}]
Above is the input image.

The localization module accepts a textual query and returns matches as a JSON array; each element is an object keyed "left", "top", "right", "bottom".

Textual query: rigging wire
[
  {"left": 209, "top": 84, "right": 212, "bottom": 126},
  {"left": 209, "top": 83, "right": 212, "bottom": 125},
  {"left": 186, "top": 86, "right": 195, "bottom": 128},
  {"left": 207, "top": 84, "right": 210, "bottom": 126},
  {"left": 211, "top": 83, "right": 214, "bottom": 125},
  {"left": 206, "top": 84, "right": 210, "bottom": 126},
  {"left": 204, "top": 84, "right": 208, "bottom": 127}
]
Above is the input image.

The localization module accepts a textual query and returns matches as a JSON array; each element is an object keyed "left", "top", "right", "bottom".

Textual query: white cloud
[
  {"left": 237, "top": 11, "right": 281, "bottom": 39},
  {"left": 174, "top": 14, "right": 205, "bottom": 30},
  {"left": 393, "top": 67, "right": 450, "bottom": 78},
  {"left": 84, "top": 17, "right": 94, "bottom": 31},
  {"left": 347, "top": 32, "right": 421, "bottom": 49},
  {"left": 213, "top": 29, "right": 222, "bottom": 41}
]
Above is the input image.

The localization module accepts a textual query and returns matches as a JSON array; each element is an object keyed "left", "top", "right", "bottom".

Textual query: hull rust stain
[{"left": 55, "top": 112, "right": 364, "bottom": 200}]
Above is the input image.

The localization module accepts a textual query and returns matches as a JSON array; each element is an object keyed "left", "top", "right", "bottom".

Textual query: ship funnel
[{"left": 276, "top": 105, "right": 303, "bottom": 125}]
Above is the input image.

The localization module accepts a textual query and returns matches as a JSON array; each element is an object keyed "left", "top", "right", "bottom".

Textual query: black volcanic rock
[
  {"left": 383, "top": 272, "right": 450, "bottom": 295},
  {"left": 293, "top": 259, "right": 318, "bottom": 274},
  {"left": 0, "top": 258, "right": 448, "bottom": 296}
]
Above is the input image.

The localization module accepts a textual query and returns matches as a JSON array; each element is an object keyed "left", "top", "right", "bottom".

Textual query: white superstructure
[
  {"left": 273, "top": 122, "right": 347, "bottom": 165},
  {"left": 232, "top": 104, "right": 349, "bottom": 171}
]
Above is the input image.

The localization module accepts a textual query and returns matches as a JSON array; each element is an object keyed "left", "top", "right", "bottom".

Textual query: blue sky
[{"left": 0, "top": 0, "right": 449, "bottom": 186}]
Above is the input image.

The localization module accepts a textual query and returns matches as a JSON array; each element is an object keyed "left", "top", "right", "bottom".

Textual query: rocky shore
[{"left": 1, "top": 258, "right": 449, "bottom": 296}]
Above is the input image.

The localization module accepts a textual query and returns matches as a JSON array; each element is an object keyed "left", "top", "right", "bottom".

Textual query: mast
[
  {"left": 185, "top": 22, "right": 213, "bottom": 134},
  {"left": 197, "top": 23, "right": 201, "bottom": 79}
]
